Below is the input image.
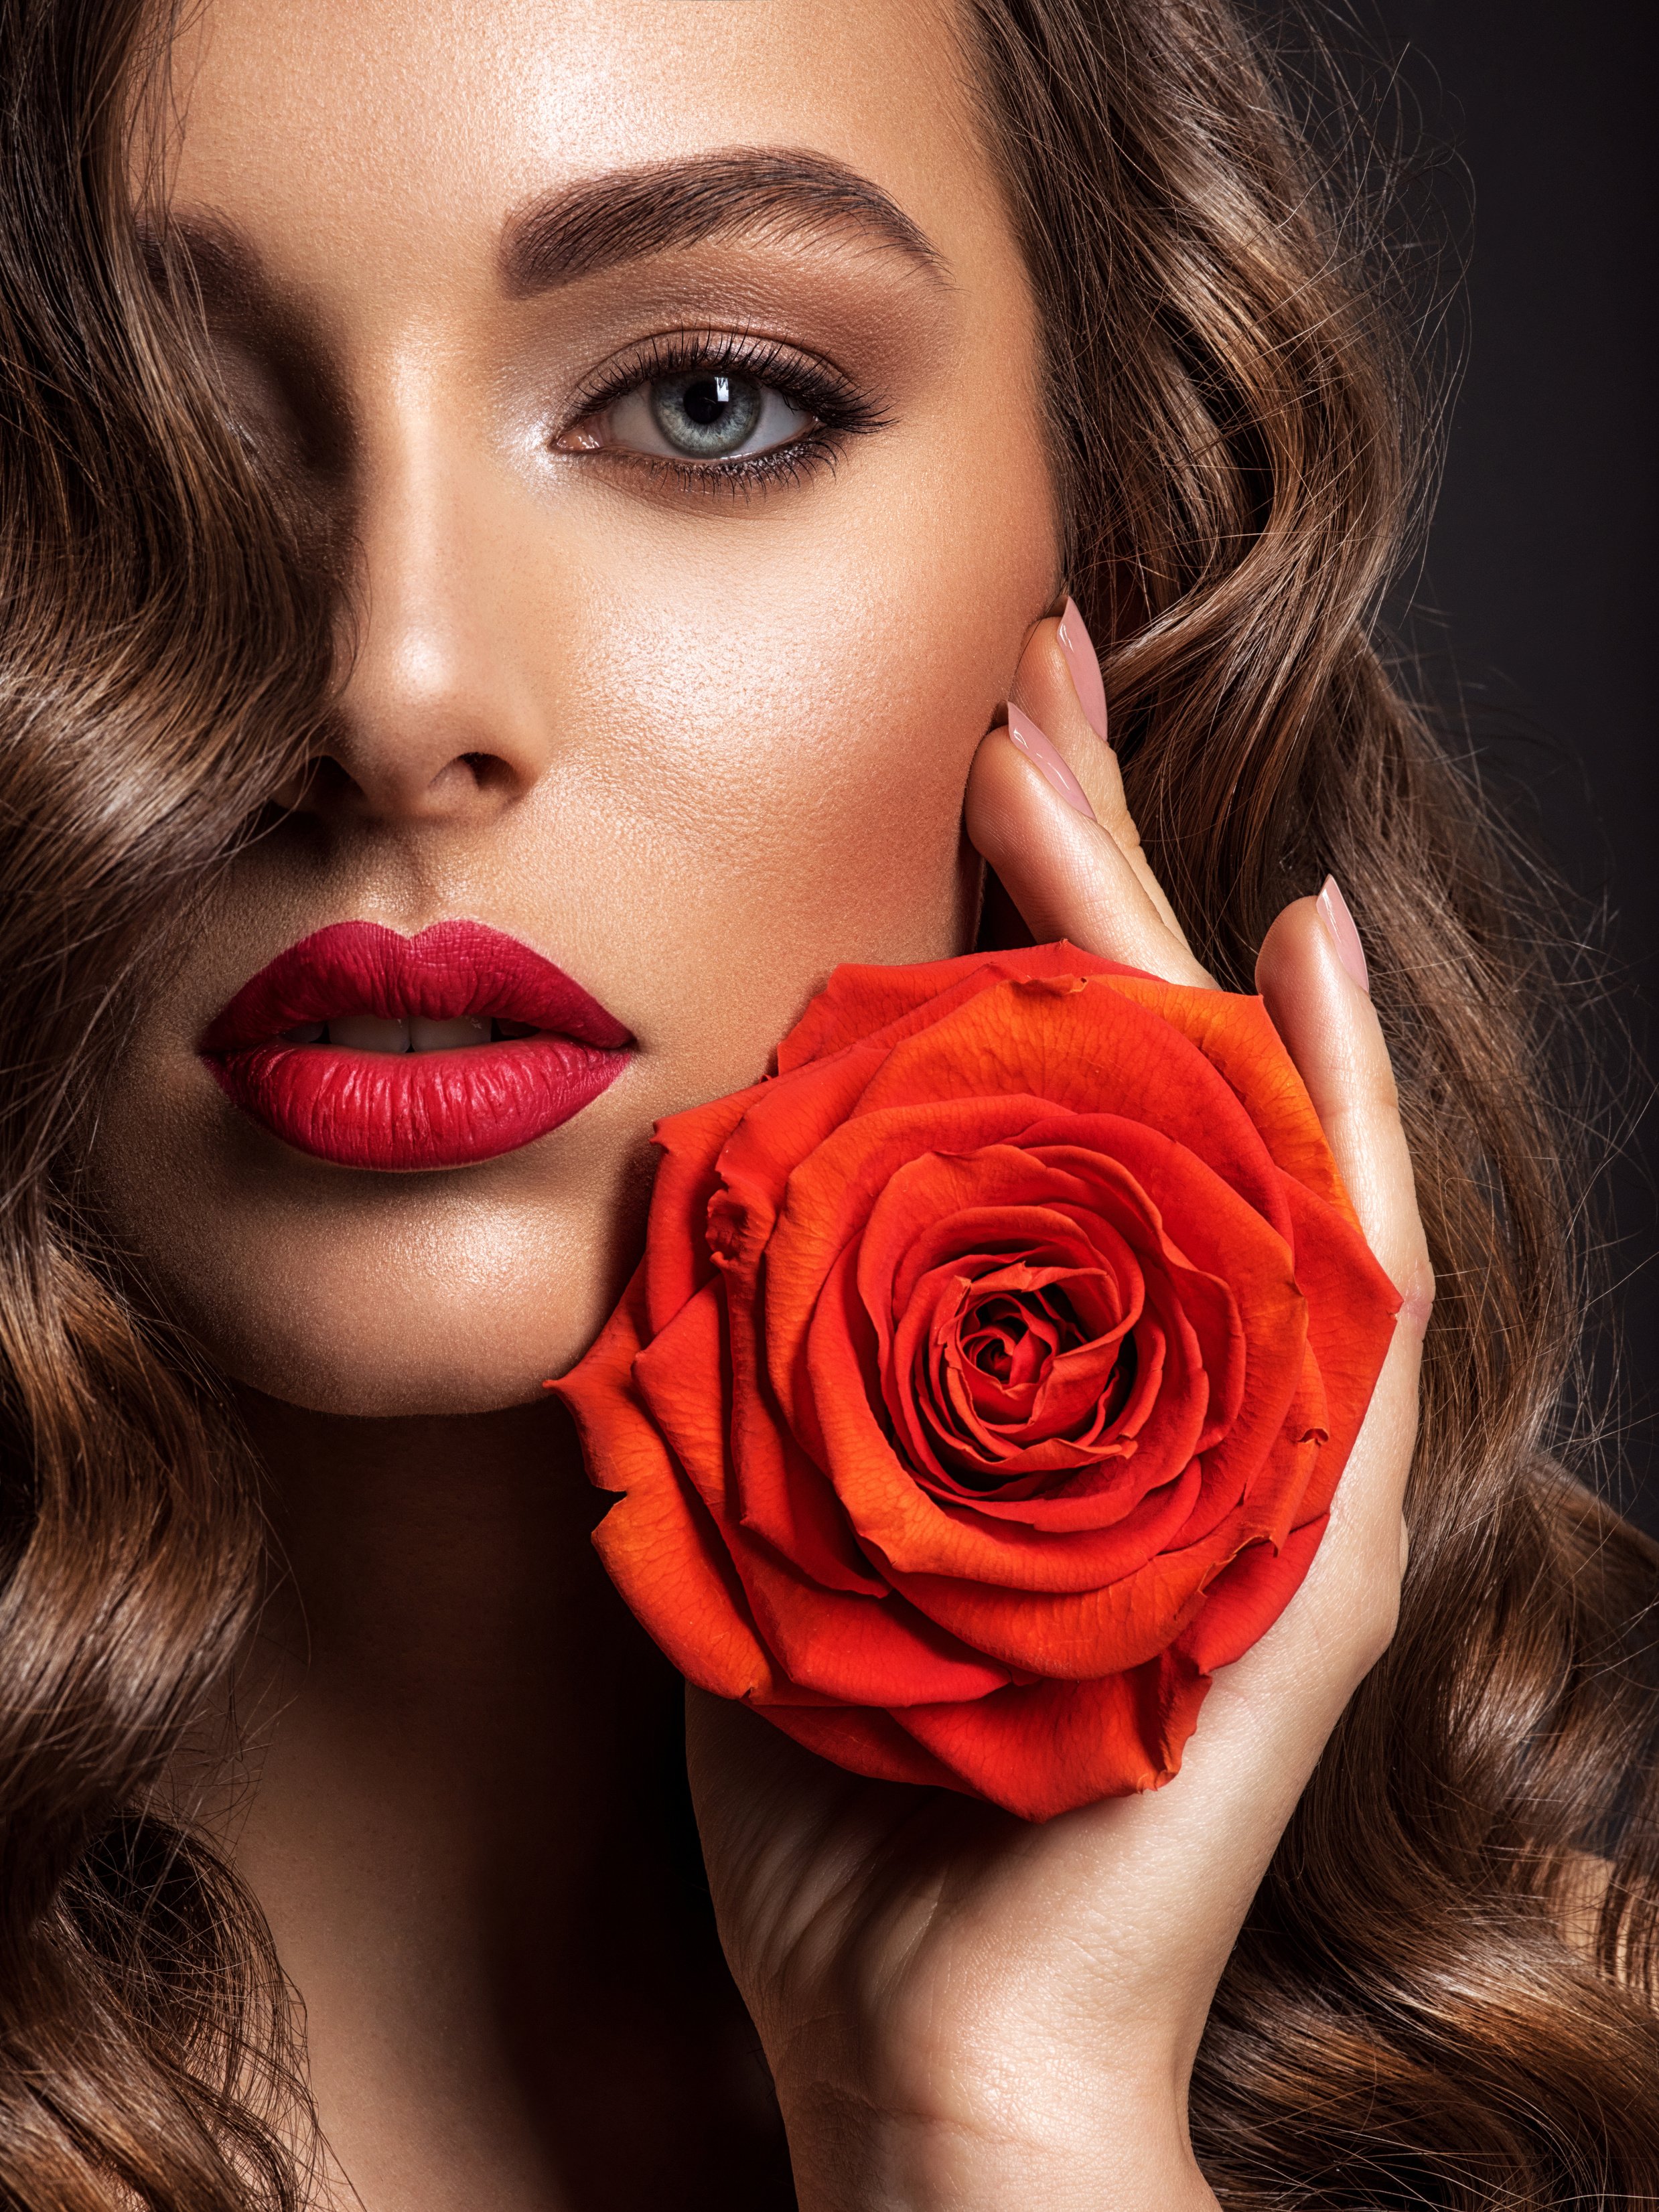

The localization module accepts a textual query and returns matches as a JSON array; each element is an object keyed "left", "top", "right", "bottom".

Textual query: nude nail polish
[
  {"left": 1057, "top": 595, "right": 1108, "bottom": 741},
  {"left": 1008, "top": 706, "right": 1096, "bottom": 819},
  {"left": 1317, "top": 875, "right": 1370, "bottom": 994}
]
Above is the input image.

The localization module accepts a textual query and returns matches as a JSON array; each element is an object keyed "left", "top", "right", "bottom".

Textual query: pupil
[
  {"left": 650, "top": 369, "right": 764, "bottom": 458},
  {"left": 684, "top": 375, "right": 729, "bottom": 427}
]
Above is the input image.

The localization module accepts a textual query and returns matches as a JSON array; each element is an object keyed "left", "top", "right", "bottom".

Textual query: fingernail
[
  {"left": 1056, "top": 595, "right": 1108, "bottom": 741},
  {"left": 1007, "top": 706, "right": 1096, "bottom": 819},
  {"left": 1317, "top": 875, "right": 1370, "bottom": 994}
]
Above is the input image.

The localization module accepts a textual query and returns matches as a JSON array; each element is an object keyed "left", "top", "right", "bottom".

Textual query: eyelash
[{"left": 559, "top": 328, "right": 887, "bottom": 496}]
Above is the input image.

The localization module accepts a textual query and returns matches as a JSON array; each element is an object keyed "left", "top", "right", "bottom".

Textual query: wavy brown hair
[
  {"left": 0, "top": 0, "right": 1655, "bottom": 2205},
  {"left": 0, "top": 1, "right": 328, "bottom": 2200}
]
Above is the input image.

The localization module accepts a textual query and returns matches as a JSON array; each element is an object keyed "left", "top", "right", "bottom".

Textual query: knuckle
[
  {"left": 1398, "top": 1255, "right": 1435, "bottom": 1337},
  {"left": 1354, "top": 1578, "right": 1403, "bottom": 1669},
  {"left": 1326, "top": 1575, "right": 1402, "bottom": 1684}
]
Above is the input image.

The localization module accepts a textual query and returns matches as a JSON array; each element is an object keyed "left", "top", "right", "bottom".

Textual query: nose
[{"left": 290, "top": 392, "right": 551, "bottom": 826}]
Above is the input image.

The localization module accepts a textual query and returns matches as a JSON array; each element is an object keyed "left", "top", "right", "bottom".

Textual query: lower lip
[{"left": 209, "top": 1034, "right": 628, "bottom": 1171}]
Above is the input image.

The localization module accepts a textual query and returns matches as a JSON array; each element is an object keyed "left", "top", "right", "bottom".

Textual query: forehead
[{"left": 160, "top": 0, "right": 999, "bottom": 285}]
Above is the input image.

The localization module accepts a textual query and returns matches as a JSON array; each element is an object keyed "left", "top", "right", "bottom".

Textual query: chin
[
  {"left": 220, "top": 1325, "right": 565, "bottom": 1420},
  {"left": 135, "top": 1197, "right": 632, "bottom": 1420}
]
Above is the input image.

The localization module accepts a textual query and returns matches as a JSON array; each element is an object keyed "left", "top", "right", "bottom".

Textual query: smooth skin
[{"left": 92, "top": 1, "right": 1431, "bottom": 2205}]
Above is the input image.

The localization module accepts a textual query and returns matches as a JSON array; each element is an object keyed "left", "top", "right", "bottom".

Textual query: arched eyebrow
[{"left": 500, "top": 149, "right": 948, "bottom": 295}]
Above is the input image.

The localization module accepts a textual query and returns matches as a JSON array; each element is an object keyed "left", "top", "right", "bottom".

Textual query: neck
[
  {"left": 198, "top": 1391, "right": 780, "bottom": 2212},
  {"left": 244, "top": 1392, "right": 658, "bottom": 1782}
]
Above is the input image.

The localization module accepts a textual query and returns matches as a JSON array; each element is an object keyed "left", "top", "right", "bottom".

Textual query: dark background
[{"left": 1318, "top": 0, "right": 1659, "bottom": 1530}]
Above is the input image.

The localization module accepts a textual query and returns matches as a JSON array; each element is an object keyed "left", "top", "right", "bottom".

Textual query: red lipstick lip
[{"left": 200, "top": 919, "right": 633, "bottom": 1172}]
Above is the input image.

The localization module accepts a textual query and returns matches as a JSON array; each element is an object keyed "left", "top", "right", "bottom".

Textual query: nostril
[
  {"left": 311, "top": 755, "right": 366, "bottom": 802},
  {"left": 270, "top": 751, "right": 362, "bottom": 814},
  {"left": 453, "top": 750, "right": 518, "bottom": 796}
]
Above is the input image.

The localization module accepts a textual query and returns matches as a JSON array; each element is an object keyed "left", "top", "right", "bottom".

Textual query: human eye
[
  {"left": 608, "top": 366, "right": 810, "bottom": 461},
  {"left": 552, "top": 331, "right": 883, "bottom": 490}
]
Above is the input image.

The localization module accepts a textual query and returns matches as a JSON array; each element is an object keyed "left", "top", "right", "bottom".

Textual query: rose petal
[
  {"left": 755, "top": 1700, "right": 972, "bottom": 1794},
  {"left": 1104, "top": 978, "right": 1359, "bottom": 1226},
  {"left": 731, "top": 1532, "right": 1014, "bottom": 1705},
  {"left": 895, "top": 1257, "right": 1179, "bottom": 1490},
  {"left": 1281, "top": 1175, "right": 1401, "bottom": 1499},
  {"left": 632, "top": 1289, "right": 1012, "bottom": 1706},
  {"left": 889, "top": 1649, "right": 1210, "bottom": 1818},
  {"left": 726, "top": 1252, "right": 890, "bottom": 1601},
  {"left": 763, "top": 1094, "right": 1060, "bottom": 1449},
  {"left": 885, "top": 1533, "right": 1219, "bottom": 1676},
  {"left": 644, "top": 1085, "right": 762, "bottom": 1333},
  {"left": 552, "top": 1276, "right": 780, "bottom": 1702},
  {"left": 776, "top": 941, "right": 1141, "bottom": 1072},
  {"left": 635, "top": 1291, "right": 879, "bottom": 1603},
  {"left": 889, "top": 1250, "right": 1144, "bottom": 1478},
  {"left": 798, "top": 1129, "right": 1301, "bottom": 1560},
  {"left": 1007, "top": 1122, "right": 1305, "bottom": 1512},
  {"left": 851, "top": 978, "right": 1295, "bottom": 1241},
  {"left": 1179, "top": 1513, "right": 1329, "bottom": 1674},
  {"left": 925, "top": 1260, "right": 1139, "bottom": 1459}
]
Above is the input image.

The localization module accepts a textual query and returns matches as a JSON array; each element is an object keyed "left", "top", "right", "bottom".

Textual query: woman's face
[{"left": 93, "top": 0, "right": 1059, "bottom": 1416}]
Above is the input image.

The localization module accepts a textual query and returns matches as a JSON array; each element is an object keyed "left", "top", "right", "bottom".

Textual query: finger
[
  {"left": 966, "top": 733, "right": 1210, "bottom": 988},
  {"left": 1161, "top": 889, "right": 1431, "bottom": 1775},
  {"left": 966, "top": 618, "right": 1211, "bottom": 990},
  {"left": 1009, "top": 611, "right": 1196, "bottom": 952},
  {"left": 1254, "top": 885, "right": 1431, "bottom": 1595},
  {"left": 1254, "top": 886, "right": 1432, "bottom": 1327},
  {"left": 684, "top": 1687, "right": 924, "bottom": 1968}
]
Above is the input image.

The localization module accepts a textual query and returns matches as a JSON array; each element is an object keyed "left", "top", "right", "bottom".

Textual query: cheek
[{"left": 523, "top": 429, "right": 1058, "bottom": 1094}]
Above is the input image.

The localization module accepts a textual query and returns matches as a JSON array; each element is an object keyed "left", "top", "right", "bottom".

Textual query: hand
[{"left": 685, "top": 611, "right": 1433, "bottom": 2212}]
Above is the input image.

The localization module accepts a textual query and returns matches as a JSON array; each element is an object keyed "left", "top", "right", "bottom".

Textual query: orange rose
[{"left": 555, "top": 944, "right": 1400, "bottom": 1821}]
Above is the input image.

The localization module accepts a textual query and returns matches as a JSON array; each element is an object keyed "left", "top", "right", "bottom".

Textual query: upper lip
[{"left": 200, "top": 919, "right": 633, "bottom": 1055}]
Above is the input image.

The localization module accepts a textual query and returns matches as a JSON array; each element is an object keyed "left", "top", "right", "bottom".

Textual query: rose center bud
[
  {"left": 964, "top": 1285, "right": 1138, "bottom": 1426},
  {"left": 903, "top": 1258, "right": 1147, "bottom": 1502}
]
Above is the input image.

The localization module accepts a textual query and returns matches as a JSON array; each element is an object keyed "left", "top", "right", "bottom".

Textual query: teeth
[
  {"left": 409, "top": 1016, "right": 492, "bottom": 1053},
  {"left": 330, "top": 1015, "right": 411, "bottom": 1053},
  {"left": 288, "top": 1016, "right": 510, "bottom": 1053}
]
